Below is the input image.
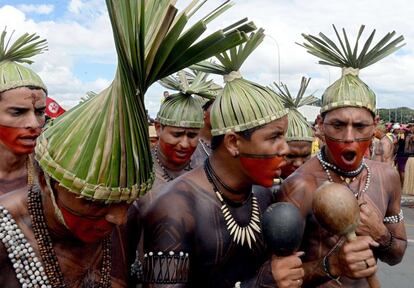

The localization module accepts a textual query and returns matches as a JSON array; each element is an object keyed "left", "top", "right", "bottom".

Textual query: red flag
[{"left": 45, "top": 97, "right": 65, "bottom": 118}]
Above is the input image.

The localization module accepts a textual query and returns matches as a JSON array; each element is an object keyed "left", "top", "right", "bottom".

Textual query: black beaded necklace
[
  {"left": 27, "top": 184, "right": 112, "bottom": 288},
  {"left": 204, "top": 159, "right": 261, "bottom": 249}
]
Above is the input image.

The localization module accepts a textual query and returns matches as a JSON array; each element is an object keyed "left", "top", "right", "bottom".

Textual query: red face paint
[
  {"left": 0, "top": 125, "right": 41, "bottom": 154},
  {"left": 58, "top": 204, "right": 115, "bottom": 243},
  {"left": 325, "top": 136, "right": 372, "bottom": 171},
  {"left": 281, "top": 161, "right": 300, "bottom": 179},
  {"left": 239, "top": 153, "right": 285, "bottom": 187},
  {"left": 159, "top": 140, "right": 196, "bottom": 166}
]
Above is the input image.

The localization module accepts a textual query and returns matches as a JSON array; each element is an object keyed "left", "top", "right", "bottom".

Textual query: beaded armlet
[
  {"left": 0, "top": 206, "right": 51, "bottom": 287},
  {"left": 142, "top": 251, "right": 189, "bottom": 283},
  {"left": 383, "top": 209, "right": 404, "bottom": 224}
]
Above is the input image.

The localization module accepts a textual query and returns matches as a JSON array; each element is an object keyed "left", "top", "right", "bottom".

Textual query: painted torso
[{"left": 138, "top": 167, "right": 276, "bottom": 288}]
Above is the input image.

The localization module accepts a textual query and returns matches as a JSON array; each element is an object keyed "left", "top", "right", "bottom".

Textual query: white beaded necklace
[
  {"left": 317, "top": 151, "right": 371, "bottom": 199},
  {"left": 0, "top": 206, "right": 51, "bottom": 288}
]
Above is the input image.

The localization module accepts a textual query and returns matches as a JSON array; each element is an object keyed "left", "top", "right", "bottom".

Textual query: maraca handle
[{"left": 346, "top": 232, "right": 381, "bottom": 288}]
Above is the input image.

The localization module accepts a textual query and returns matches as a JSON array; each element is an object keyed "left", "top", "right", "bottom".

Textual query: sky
[{"left": 0, "top": 0, "right": 414, "bottom": 117}]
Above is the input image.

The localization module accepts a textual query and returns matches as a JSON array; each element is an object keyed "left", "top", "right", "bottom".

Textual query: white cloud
[
  {"left": 0, "top": 4, "right": 115, "bottom": 110},
  {"left": 68, "top": 0, "right": 83, "bottom": 14},
  {"left": 17, "top": 4, "right": 54, "bottom": 15}
]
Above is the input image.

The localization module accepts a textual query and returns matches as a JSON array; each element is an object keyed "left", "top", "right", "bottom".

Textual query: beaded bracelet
[{"left": 322, "top": 255, "right": 341, "bottom": 285}]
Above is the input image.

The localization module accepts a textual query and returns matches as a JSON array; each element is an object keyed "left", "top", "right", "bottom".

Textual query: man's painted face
[
  {"left": 51, "top": 180, "right": 129, "bottom": 243},
  {"left": 0, "top": 87, "right": 46, "bottom": 154},
  {"left": 281, "top": 140, "right": 312, "bottom": 178},
  {"left": 320, "top": 107, "right": 376, "bottom": 171},
  {"left": 157, "top": 125, "right": 200, "bottom": 166},
  {"left": 238, "top": 116, "right": 289, "bottom": 187}
]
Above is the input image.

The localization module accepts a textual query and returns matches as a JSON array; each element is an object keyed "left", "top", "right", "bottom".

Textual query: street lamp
[{"left": 266, "top": 34, "right": 281, "bottom": 85}]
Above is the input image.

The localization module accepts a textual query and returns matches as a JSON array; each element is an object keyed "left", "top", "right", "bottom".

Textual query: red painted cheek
[
  {"left": 281, "top": 163, "right": 296, "bottom": 178},
  {"left": 0, "top": 125, "right": 41, "bottom": 154},
  {"left": 59, "top": 206, "right": 114, "bottom": 243},
  {"left": 159, "top": 140, "right": 195, "bottom": 165},
  {"left": 325, "top": 139, "right": 372, "bottom": 170},
  {"left": 240, "top": 156, "right": 285, "bottom": 187}
]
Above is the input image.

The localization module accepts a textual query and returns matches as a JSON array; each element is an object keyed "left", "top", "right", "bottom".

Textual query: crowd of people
[{"left": 0, "top": 2, "right": 409, "bottom": 288}]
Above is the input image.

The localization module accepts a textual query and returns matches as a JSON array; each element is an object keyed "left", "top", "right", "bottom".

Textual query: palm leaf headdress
[
  {"left": 270, "top": 77, "right": 317, "bottom": 142},
  {"left": 298, "top": 25, "right": 405, "bottom": 114},
  {"left": 158, "top": 69, "right": 222, "bottom": 128},
  {"left": 0, "top": 29, "right": 47, "bottom": 93},
  {"left": 193, "top": 29, "right": 288, "bottom": 136},
  {"left": 35, "top": 0, "right": 257, "bottom": 203}
]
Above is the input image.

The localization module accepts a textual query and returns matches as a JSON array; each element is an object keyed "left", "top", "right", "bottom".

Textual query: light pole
[{"left": 266, "top": 34, "right": 281, "bottom": 85}]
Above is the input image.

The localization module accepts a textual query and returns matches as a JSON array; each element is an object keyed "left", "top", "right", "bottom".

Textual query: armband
[
  {"left": 383, "top": 209, "right": 404, "bottom": 224},
  {"left": 143, "top": 251, "right": 189, "bottom": 284}
]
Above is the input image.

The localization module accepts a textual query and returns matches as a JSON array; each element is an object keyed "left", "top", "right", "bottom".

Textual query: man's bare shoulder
[
  {"left": 284, "top": 157, "right": 322, "bottom": 188},
  {"left": 366, "top": 159, "right": 399, "bottom": 178},
  {"left": 278, "top": 158, "right": 322, "bottom": 215},
  {"left": 145, "top": 167, "right": 207, "bottom": 216},
  {"left": 365, "top": 159, "right": 400, "bottom": 190},
  {"left": 0, "top": 188, "right": 28, "bottom": 223}
]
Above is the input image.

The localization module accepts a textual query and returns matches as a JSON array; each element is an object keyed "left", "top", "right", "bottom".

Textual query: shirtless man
[
  {"left": 134, "top": 30, "right": 305, "bottom": 288},
  {"left": 371, "top": 125, "right": 395, "bottom": 165},
  {"left": 0, "top": 30, "right": 47, "bottom": 196},
  {"left": 278, "top": 26, "right": 407, "bottom": 287}
]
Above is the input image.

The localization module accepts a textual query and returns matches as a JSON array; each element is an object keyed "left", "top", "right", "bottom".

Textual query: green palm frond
[
  {"left": 0, "top": 29, "right": 47, "bottom": 64},
  {"left": 159, "top": 69, "right": 222, "bottom": 100},
  {"left": 297, "top": 25, "right": 405, "bottom": 69},
  {"left": 270, "top": 77, "right": 318, "bottom": 109},
  {"left": 191, "top": 28, "right": 265, "bottom": 75},
  {"left": 269, "top": 77, "right": 315, "bottom": 141},
  {"left": 36, "top": 0, "right": 255, "bottom": 202}
]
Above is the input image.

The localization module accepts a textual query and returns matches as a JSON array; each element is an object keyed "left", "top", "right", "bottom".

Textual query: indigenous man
[
  {"left": 126, "top": 71, "right": 217, "bottom": 282},
  {"left": 0, "top": 0, "right": 253, "bottom": 286},
  {"left": 272, "top": 77, "right": 317, "bottom": 181},
  {"left": 371, "top": 124, "right": 395, "bottom": 165},
  {"left": 0, "top": 30, "right": 47, "bottom": 196},
  {"left": 149, "top": 69, "right": 221, "bottom": 189},
  {"left": 277, "top": 26, "right": 407, "bottom": 287},
  {"left": 135, "top": 30, "right": 305, "bottom": 288}
]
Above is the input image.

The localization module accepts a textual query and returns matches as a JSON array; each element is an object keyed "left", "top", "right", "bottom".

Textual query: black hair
[
  {"left": 210, "top": 124, "right": 265, "bottom": 150},
  {"left": 202, "top": 99, "right": 214, "bottom": 111}
]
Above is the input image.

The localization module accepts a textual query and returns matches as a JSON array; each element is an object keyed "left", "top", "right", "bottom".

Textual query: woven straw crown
[
  {"left": 0, "top": 30, "right": 47, "bottom": 94},
  {"left": 194, "top": 29, "right": 288, "bottom": 136},
  {"left": 157, "top": 93, "right": 204, "bottom": 128},
  {"left": 299, "top": 25, "right": 405, "bottom": 115},
  {"left": 157, "top": 69, "right": 221, "bottom": 128}
]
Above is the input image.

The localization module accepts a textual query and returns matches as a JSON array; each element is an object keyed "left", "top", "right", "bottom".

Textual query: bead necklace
[
  {"left": 204, "top": 159, "right": 261, "bottom": 249},
  {"left": 198, "top": 138, "right": 211, "bottom": 156},
  {"left": 153, "top": 145, "right": 192, "bottom": 182},
  {"left": 317, "top": 149, "right": 365, "bottom": 178},
  {"left": 317, "top": 151, "right": 371, "bottom": 199},
  {"left": 27, "top": 184, "right": 112, "bottom": 288},
  {"left": 0, "top": 205, "right": 51, "bottom": 287}
]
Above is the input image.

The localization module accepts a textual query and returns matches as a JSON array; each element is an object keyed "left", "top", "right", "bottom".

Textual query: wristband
[{"left": 322, "top": 255, "right": 341, "bottom": 285}]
